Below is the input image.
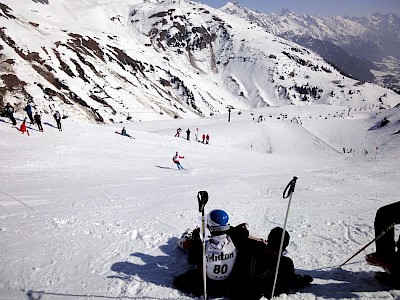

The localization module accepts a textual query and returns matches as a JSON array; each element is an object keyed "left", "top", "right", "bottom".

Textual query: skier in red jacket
[
  {"left": 172, "top": 152, "right": 185, "bottom": 170},
  {"left": 19, "top": 118, "right": 28, "bottom": 134}
]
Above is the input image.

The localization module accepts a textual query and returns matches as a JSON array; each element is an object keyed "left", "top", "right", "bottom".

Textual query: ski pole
[
  {"left": 339, "top": 216, "right": 400, "bottom": 268},
  {"left": 271, "top": 176, "right": 298, "bottom": 298},
  {"left": 197, "top": 191, "right": 209, "bottom": 300}
]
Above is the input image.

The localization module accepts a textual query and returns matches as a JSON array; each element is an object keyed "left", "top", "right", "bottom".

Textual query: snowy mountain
[
  {"left": 220, "top": 2, "right": 400, "bottom": 92},
  {"left": 0, "top": 0, "right": 399, "bottom": 124}
]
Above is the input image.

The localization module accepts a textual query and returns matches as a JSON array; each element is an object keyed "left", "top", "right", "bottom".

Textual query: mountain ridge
[
  {"left": 220, "top": 2, "right": 400, "bottom": 92},
  {"left": 0, "top": 0, "right": 399, "bottom": 123}
]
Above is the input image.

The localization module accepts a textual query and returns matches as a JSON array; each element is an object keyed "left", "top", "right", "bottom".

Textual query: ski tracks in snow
[
  {"left": 305, "top": 219, "right": 373, "bottom": 270},
  {"left": 0, "top": 190, "right": 35, "bottom": 211}
]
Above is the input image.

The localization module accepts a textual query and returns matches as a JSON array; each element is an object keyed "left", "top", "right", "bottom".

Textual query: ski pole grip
[
  {"left": 283, "top": 176, "right": 298, "bottom": 199},
  {"left": 197, "top": 191, "right": 209, "bottom": 213}
]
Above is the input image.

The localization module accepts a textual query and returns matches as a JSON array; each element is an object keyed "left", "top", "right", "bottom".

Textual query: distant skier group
[
  {"left": 201, "top": 133, "right": 210, "bottom": 144},
  {"left": 0, "top": 102, "right": 64, "bottom": 134},
  {"left": 175, "top": 127, "right": 210, "bottom": 144}
]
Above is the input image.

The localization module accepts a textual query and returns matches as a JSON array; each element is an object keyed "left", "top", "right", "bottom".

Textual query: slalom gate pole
[
  {"left": 271, "top": 176, "right": 298, "bottom": 298},
  {"left": 339, "top": 216, "right": 400, "bottom": 268},
  {"left": 197, "top": 191, "right": 209, "bottom": 300}
]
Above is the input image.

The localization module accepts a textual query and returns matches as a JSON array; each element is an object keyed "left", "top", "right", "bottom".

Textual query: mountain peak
[
  {"left": 220, "top": 3, "right": 400, "bottom": 93},
  {"left": 222, "top": 1, "right": 241, "bottom": 10},
  {"left": 280, "top": 8, "right": 292, "bottom": 16}
]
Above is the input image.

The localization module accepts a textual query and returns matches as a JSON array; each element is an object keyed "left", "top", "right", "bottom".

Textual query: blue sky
[{"left": 194, "top": 0, "right": 400, "bottom": 17}]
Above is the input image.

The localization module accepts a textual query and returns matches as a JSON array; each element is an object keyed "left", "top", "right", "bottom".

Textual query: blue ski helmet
[{"left": 207, "top": 209, "right": 230, "bottom": 232}]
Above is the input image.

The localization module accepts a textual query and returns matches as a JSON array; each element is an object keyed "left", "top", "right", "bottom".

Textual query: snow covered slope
[
  {"left": 0, "top": 104, "right": 399, "bottom": 299},
  {"left": 220, "top": 2, "right": 400, "bottom": 92},
  {"left": 0, "top": 0, "right": 399, "bottom": 124}
]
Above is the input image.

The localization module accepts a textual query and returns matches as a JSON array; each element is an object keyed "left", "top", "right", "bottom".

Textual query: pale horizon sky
[{"left": 194, "top": 0, "right": 400, "bottom": 17}]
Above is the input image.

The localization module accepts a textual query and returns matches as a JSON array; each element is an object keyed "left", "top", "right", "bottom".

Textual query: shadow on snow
[
  {"left": 109, "top": 237, "right": 188, "bottom": 293},
  {"left": 297, "top": 266, "right": 392, "bottom": 299},
  {"left": 156, "top": 165, "right": 180, "bottom": 170},
  {"left": 109, "top": 238, "right": 392, "bottom": 299}
]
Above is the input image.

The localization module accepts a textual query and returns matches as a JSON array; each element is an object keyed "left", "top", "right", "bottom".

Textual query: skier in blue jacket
[{"left": 24, "top": 103, "right": 35, "bottom": 124}]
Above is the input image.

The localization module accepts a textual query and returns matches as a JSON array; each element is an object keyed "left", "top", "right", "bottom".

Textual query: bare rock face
[{"left": 32, "top": 0, "right": 49, "bottom": 4}]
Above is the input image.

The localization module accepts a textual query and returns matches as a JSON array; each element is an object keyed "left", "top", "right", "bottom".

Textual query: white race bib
[{"left": 205, "top": 234, "right": 237, "bottom": 280}]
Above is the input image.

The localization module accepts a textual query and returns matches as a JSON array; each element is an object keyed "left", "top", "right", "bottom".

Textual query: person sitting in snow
[
  {"left": 172, "top": 152, "right": 185, "bottom": 170},
  {"left": 366, "top": 201, "right": 400, "bottom": 286},
  {"left": 120, "top": 127, "right": 134, "bottom": 139},
  {"left": 174, "top": 209, "right": 249, "bottom": 297},
  {"left": 229, "top": 227, "right": 313, "bottom": 300},
  {"left": 175, "top": 211, "right": 312, "bottom": 299}
]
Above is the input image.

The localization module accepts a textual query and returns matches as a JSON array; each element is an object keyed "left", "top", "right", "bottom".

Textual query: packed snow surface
[{"left": 0, "top": 104, "right": 399, "bottom": 299}]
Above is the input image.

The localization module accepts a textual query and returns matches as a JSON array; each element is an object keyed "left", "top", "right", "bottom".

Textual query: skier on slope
[
  {"left": 366, "top": 201, "right": 400, "bottom": 286},
  {"left": 24, "top": 102, "right": 35, "bottom": 125},
  {"left": 34, "top": 111, "right": 43, "bottom": 132},
  {"left": 175, "top": 128, "right": 182, "bottom": 137},
  {"left": 19, "top": 118, "right": 28, "bottom": 134},
  {"left": 175, "top": 211, "right": 312, "bottom": 299},
  {"left": 53, "top": 110, "right": 62, "bottom": 131},
  {"left": 186, "top": 128, "right": 190, "bottom": 140},
  {"left": 4, "top": 102, "right": 17, "bottom": 125},
  {"left": 172, "top": 152, "right": 185, "bottom": 170}
]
